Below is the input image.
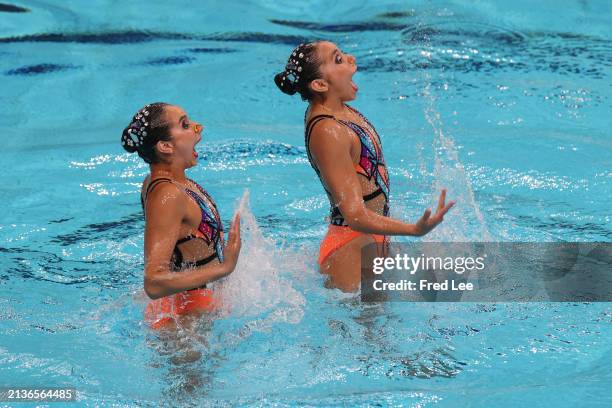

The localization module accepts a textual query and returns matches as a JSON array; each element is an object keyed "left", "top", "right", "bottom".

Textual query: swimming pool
[{"left": 1, "top": 0, "right": 610, "bottom": 406}]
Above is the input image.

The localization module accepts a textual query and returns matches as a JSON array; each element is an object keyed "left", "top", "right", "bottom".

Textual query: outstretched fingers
[
  {"left": 435, "top": 189, "right": 456, "bottom": 219},
  {"left": 421, "top": 208, "right": 432, "bottom": 222},
  {"left": 233, "top": 212, "right": 241, "bottom": 230},
  {"left": 437, "top": 189, "right": 447, "bottom": 211},
  {"left": 234, "top": 213, "right": 241, "bottom": 239},
  {"left": 442, "top": 200, "right": 456, "bottom": 214},
  {"left": 229, "top": 213, "right": 241, "bottom": 245},
  {"left": 413, "top": 190, "right": 456, "bottom": 236}
]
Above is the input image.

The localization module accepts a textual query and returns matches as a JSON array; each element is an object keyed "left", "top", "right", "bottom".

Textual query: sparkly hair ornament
[
  {"left": 274, "top": 42, "right": 321, "bottom": 100},
  {"left": 121, "top": 104, "right": 151, "bottom": 149},
  {"left": 279, "top": 43, "right": 306, "bottom": 90},
  {"left": 120, "top": 102, "right": 171, "bottom": 163}
]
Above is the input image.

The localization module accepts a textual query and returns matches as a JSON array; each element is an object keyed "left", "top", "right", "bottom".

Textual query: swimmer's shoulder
[
  {"left": 307, "top": 114, "right": 355, "bottom": 159},
  {"left": 307, "top": 123, "right": 355, "bottom": 169},
  {"left": 306, "top": 111, "right": 348, "bottom": 141},
  {"left": 142, "top": 178, "right": 185, "bottom": 212}
]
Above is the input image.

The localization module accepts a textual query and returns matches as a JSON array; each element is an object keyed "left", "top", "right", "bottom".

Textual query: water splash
[
  {"left": 418, "top": 59, "right": 492, "bottom": 241},
  {"left": 215, "top": 190, "right": 308, "bottom": 327}
]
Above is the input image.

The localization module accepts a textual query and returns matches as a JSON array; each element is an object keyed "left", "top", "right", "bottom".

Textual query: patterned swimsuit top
[
  {"left": 141, "top": 177, "right": 224, "bottom": 273},
  {"left": 305, "top": 104, "right": 391, "bottom": 226}
]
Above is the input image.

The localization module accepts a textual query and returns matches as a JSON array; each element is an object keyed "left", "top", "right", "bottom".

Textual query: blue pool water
[{"left": 1, "top": 0, "right": 611, "bottom": 406}]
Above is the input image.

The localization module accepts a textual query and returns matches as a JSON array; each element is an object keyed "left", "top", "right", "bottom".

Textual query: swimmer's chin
[
  {"left": 345, "top": 81, "right": 359, "bottom": 101},
  {"left": 185, "top": 154, "right": 199, "bottom": 168},
  {"left": 344, "top": 91, "right": 358, "bottom": 102}
]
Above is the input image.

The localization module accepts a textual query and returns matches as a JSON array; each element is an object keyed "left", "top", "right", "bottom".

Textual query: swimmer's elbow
[
  {"left": 143, "top": 275, "right": 165, "bottom": 300},
  {"left": 144, "top": 283, "right": 162, "bottom": 300}
]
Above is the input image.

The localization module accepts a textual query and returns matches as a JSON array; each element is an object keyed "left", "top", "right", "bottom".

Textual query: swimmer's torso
[
  {"left": 140, "top": 176, "right": 224, "bottom": 272},
  {"left": 305, "top": 104, "right": 390, "bottom": 226}
]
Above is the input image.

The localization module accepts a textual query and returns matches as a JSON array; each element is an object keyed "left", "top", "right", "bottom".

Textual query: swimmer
[
  {"left": 121, "top": 103, "right": 241, "bottom": 329},
  {"left": 274, "top": 41, "right": 455, "bottom": 292}
]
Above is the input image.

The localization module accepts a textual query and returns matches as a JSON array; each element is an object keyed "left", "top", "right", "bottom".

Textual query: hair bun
[
  {"left": 274, "top": 72, "right": 297, "bottom": 96},
  {"left": 120, "top": 127, "right": 139, "bottom": 153}
]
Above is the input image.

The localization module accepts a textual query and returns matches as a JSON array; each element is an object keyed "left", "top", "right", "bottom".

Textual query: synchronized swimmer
[
  {"left": 121, "top": 103, "right": 241, "bottom": 329},
  {"left": 275, "top": 41, "right": 455, "bottom": 291}
]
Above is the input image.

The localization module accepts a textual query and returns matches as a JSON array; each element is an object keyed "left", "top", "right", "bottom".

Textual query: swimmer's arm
[
  {"left": 310, "top": 121, "right": 454, "bottom": 237},
  {"left": 142, "top": 184, "right": 236, "bottom": 299}
]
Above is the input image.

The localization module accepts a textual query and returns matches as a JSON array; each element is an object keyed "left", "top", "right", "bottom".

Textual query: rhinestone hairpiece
[
  {"left": 280, "top": 44, "right": 306, "bottom": 88},
  {"left": 122, "top": 104, "right": 152, "bottom": 148}
]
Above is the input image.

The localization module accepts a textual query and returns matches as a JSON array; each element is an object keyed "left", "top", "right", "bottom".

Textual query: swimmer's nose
[
  {"left": 194, "top": 123, "right": 203, "bottom": 133},
  {"left": 347, "top": 54, "right": 356, "bottom": 65}
]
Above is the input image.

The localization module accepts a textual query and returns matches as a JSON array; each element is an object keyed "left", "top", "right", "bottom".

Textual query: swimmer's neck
[
  {"left": 310, "top": 95, "right": 347, "bottom": 116},
  {"left": 149, "top": 163, "right": 188, "bottom": 184}
]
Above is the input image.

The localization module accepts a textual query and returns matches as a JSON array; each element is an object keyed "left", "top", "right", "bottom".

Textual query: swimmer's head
[
  {"left": 274, "top": 42, "right": 321, "bottom": 101},
  {"left": 121, "top": 103, "right": 203, "bottom": 167},
  {"left": 274, "top": 41, "right": 358, "bottom": 102}
]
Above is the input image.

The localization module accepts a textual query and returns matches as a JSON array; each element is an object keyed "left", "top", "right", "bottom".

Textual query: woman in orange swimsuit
[
  {"left": 121, "top": 103, "right": 241, "bottom": 329},
  {"left": 274, "top": 41, "right": 455, "bottom": 292}
]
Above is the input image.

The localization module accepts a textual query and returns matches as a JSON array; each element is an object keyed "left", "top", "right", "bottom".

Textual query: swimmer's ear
[
  {"left": 155, "top": 140, "right": 174, "bottom": 156},
  {"left": 310, "top": 78, "right": 328, "bottom": 93}
]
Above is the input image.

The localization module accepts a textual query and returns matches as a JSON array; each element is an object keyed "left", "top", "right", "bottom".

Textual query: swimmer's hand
[
  {"left": 222, "top": 213, "right": 242, "bottom": 275},
  {"left": 414, "top": 189, "right": 456, "bottom": 236}
]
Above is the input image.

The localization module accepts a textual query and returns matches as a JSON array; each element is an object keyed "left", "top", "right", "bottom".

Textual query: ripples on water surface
[{"left": 0, "top": 1, "right": 610, "bottom": 406}]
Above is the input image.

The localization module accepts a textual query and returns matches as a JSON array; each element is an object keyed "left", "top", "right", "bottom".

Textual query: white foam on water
[{"left": 213, "top": 190, "right": 309, "bottom": 327}]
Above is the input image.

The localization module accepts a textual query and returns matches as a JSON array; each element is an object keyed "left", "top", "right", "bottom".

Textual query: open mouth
[
  {"left": 193, "top": 138, "right": 201, "bottom": 158},
  {"left": 350, "top": 67, "right": 358, "bottom": 93}
]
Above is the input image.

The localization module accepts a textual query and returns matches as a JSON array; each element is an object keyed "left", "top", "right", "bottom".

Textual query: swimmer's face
[
  {"left": 311, "top": 41, "right": 358, "bottom": 101},
  {"left": 159, "top": 105, "right": 203, "bottom": 168}
]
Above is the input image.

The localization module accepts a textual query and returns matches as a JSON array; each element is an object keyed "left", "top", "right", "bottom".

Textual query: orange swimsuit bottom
[
  {"left": 144, "top": 288, "right": 218, "bottom": 330},
  {"left": 318, "top": 224, "right": 388, "bottom": 266}
]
